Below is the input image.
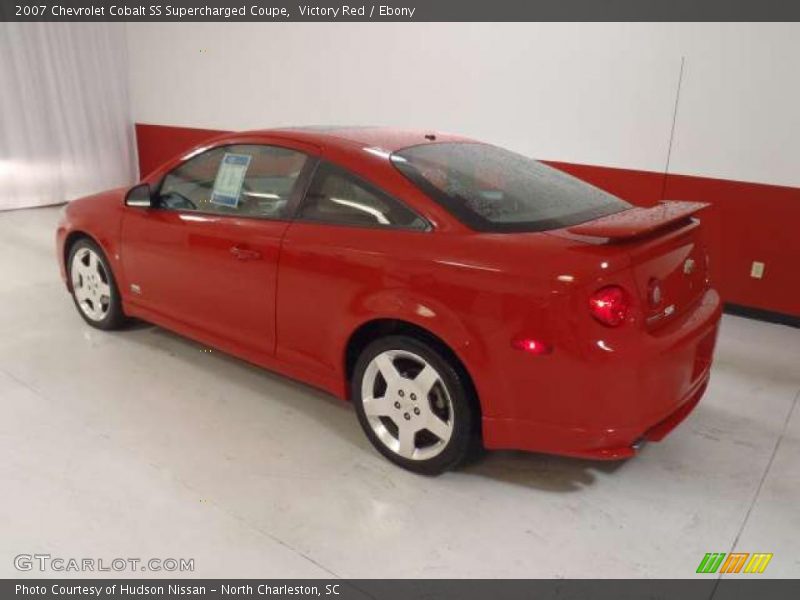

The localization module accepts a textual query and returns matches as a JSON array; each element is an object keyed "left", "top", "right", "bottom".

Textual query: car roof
[{"left": 242, "top": 126, "right": 475, "bottom": 153}]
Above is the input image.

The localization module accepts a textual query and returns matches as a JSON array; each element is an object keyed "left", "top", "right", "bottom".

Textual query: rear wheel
[
  {"left": 352, "top": 335, "right": 476, "bottom": 475},
  {"left": 68, "top": 238, "right": 126, "bottom": 330}
]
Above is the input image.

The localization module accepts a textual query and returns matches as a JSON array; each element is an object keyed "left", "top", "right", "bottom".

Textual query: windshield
[{"left": 392, "top": 142, "right": 631, "bottom": 232}]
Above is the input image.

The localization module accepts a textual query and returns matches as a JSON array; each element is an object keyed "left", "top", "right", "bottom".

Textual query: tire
[
  {"left": 67, "top": 238, "right": 127, "bottom": 330},
  {"left": 352, "top": 335, "right": 477, "bottom": 475}
]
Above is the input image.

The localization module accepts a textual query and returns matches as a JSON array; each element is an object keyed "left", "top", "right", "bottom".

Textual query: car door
[
  {"left": 276, "top": 161, "right": 430, "bottom": 376},
  {"left": 121, "top": 143, "right": 314, "bottom": 355}
]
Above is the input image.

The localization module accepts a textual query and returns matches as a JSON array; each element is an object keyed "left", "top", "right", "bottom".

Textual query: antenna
[{"left": 661, "top": 56, "right": 685, "bottom": 201}]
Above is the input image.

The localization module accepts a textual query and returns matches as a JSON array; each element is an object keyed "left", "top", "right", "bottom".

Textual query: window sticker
[{"left": 211, "top": 153, "right": 252, "bottom": 208}]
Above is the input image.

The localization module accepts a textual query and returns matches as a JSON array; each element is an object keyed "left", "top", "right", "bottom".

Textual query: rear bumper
[
  {"left": 482, "top": 288, "right": 722, "bottom": 459},
  {"left": 557, "top": 373, "right": 708, "bottom": 460}
]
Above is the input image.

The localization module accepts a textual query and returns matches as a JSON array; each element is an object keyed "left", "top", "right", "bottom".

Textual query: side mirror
[{"left": 125, "top": 183, "right": 153, "bottom": 208}]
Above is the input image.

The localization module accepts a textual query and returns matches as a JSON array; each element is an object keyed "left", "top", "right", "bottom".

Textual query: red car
[{"left": 56, "top": 127, "right": 722, "bottom": 474}]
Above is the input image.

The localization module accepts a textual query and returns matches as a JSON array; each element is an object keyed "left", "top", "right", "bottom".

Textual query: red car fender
[
  {"left": 350, "top": 287, "right": 487, "bottom": 366},
  {"left": 330, "top": 286, "right": 497, "bottom": 418},
  {"left": 57, "top": 190, "right": 127, "bottom": 291}
]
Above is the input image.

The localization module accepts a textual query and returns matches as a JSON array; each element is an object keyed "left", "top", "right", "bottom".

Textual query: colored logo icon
[{"left": 696, "top": 552, "right": 773, "bottom": 574}]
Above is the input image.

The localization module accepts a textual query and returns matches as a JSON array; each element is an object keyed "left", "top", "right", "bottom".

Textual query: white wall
[
  {"left": 0, "top": 23, "right": 136, "bottom": 209},
  {"left": 127, "top": 23, "right": 800, "bottom": 188}
]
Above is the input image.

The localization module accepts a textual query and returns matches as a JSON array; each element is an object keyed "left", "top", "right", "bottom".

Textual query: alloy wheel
[
  {"left": 70, "top": 247, "right": 112, "bottom": 322},
  {"left": 361, "top": 349, "right": 454, "bottom": 461}
]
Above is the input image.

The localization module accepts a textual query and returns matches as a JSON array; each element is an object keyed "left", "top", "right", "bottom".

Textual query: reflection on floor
[{"left": 1, "top": 206, "right": 798, "bottom": 578}]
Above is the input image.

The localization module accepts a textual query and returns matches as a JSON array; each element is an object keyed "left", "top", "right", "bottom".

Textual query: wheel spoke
[
  {"left": 97, "top": 281, "right": 111, "bottom": 298},
  {"left": 413, "top": 364, "right": 440, "bottom": 395},
  {"left": 89, "top": 252, "right": 99, "bottom": 273},
  {"left": 375, "top": 353, "right": 402, "bottom": 386},
  {"left": 362, "top": 395, "right": 393, "bottom": 418},
  {"left": 425, "top": 414, "right": 451, "bottom": 441},
  {"left": 74, "top": 285, "right": 91, "bottom": 301},
  {"left": 84, "top": 299, "right": 99, "bottom": 319},
  {"left": 396, "top": 423, "right": 416, "bottom": 459},
  {"left": 74, "top": 264, "right": 85, "bottom": 279}
]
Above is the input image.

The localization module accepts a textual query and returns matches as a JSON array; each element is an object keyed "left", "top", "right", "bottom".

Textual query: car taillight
[{"left": 589, "top": 285, "right": 630, "bottom": 327}]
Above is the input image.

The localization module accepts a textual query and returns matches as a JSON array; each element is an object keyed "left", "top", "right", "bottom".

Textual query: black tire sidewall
[
  {"left": 351, "top": 335, "right": 475, "bottom": 475},
  {"left": 67, "top": 238, "right": 125, "bottom": 330}
]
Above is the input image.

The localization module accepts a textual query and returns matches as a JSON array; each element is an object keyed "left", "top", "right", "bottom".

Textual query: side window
[
  {"left": 298, "top": 163, "right": 427, "bottom": 230},
  {"left": 158, "top": 144, "right": 308, "bottom": 219}
]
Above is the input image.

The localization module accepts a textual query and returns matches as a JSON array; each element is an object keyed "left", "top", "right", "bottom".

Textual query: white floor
[{"left": 1, "top": 205, "right": 798, "bottom": 579}]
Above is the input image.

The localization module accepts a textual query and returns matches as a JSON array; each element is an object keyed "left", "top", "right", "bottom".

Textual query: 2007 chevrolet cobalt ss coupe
[{"left": 57, "top": 127, "right": 722, "bottom": 474}]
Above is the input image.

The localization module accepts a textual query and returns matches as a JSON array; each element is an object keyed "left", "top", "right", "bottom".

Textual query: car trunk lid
[{"left": 559, "top": 201, "right": 711, "bottom": 329}]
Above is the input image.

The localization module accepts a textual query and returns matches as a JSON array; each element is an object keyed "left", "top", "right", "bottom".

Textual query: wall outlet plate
[{"left": 750, "top": 261, "right": 765, "bottom": 279}]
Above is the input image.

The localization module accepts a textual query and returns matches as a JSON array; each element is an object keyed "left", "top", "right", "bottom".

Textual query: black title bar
[
  {"left": 2, "top": 0, "right": 800, "bottom": 22},
  {"left": 4, "top": 580, "right": 800, "bottom": 600}
]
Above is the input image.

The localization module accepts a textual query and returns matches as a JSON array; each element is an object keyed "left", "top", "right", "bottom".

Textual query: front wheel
[
  {"left": 68, "top": 238, "right": 127, "bottom": 330},
  {"left": 352, "top": 335, "right": 477, "bottom": 475}
]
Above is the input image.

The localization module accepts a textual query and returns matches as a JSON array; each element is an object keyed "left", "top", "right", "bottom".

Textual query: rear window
[{"left": 391, "top": 142, "right": 631, "bottom": 232}]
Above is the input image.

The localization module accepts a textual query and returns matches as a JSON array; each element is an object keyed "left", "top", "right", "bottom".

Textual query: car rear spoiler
[{"left": 567, "top": 201, "right": 710, "bottom": 240}]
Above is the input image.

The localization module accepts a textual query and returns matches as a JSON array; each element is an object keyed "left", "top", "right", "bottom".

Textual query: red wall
[
  {"left": 134, "top": 123, "right": 800, "bottom": 318},
  {"left": 135, "top": 123, "right": 229, "bottom": 177}
]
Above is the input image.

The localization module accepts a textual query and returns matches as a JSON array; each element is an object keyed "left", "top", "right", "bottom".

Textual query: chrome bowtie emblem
[{"left": 683, "top": 259, "right": 695, "bottom": 275}]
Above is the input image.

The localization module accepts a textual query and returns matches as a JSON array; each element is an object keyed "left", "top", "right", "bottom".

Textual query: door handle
[{"left": 230, "top": 246, "right": 262, "bottom": 261}]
